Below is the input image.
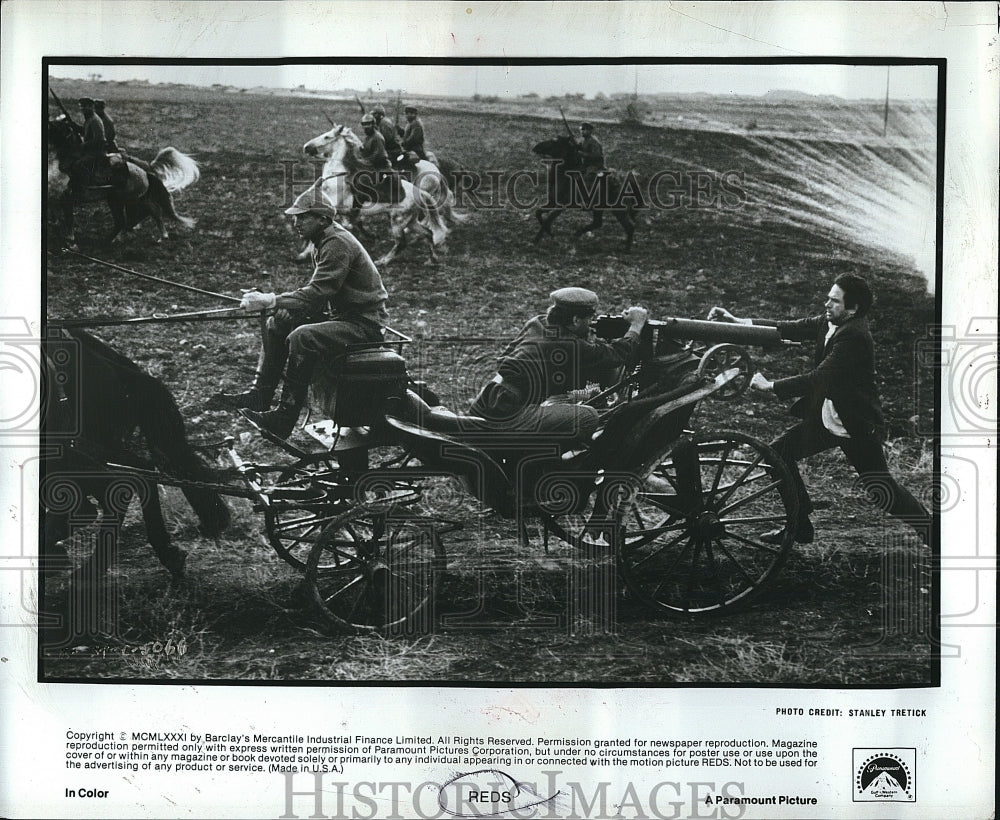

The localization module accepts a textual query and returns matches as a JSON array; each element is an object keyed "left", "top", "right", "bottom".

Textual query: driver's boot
[
  {"left": 209, "top": 333, "right": 286, "bottom": 411},
  {"left": 243, "top": 355, "right": 312, "bottom": 439}
]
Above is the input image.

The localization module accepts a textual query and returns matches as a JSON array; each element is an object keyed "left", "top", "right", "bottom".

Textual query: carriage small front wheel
[
  {"left": 300, "top": 502, "right": 446, "bottom": 633},
  {"left": 616, "top": 430, "right": 798, "bottom": 615}
]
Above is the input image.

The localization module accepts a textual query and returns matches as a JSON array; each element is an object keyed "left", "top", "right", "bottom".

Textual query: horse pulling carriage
[{"left": 44, "top": 314, "right": 801, "bottom": 636}]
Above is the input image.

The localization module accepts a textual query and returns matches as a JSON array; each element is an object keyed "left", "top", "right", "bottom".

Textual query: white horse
[{"left": 303, "top": 124, "right": 450, "bottom": 266}]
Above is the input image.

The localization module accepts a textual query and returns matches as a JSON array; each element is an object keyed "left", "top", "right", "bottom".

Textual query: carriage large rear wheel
[
  {"left": 616, "top": 431, "right": 797, "bottom": 616},
  {"left": 300, "top": 502, "right": 446, "bottom": 633}
]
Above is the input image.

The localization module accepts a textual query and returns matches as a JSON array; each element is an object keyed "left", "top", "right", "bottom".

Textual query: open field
[{"left": 42, "top": 79, "right": 937, "bottom": 684}]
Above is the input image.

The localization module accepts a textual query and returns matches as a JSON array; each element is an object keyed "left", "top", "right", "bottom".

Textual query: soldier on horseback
[
  {"left": 399, "top": 105, "right": 430, "bottom": 162},
  {"left": 352, "top": 113, "right": 401, "bottom": 210},
  {"left": 68, "top": 97, "right": 110, "bottom": 195},
  {"left": 371, "top": 104, "right": 401, "bottom": 159},
  {"left": 94, "top": 99, "right": 118, "bottom": 152},
  {"left": 577, "top": 122, "right": 605, "bottom": 174}
]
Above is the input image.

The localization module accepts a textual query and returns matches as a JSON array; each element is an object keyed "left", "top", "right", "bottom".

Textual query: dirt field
[{"left": 41, "top": 78, "right": 937, "bottom": 684}]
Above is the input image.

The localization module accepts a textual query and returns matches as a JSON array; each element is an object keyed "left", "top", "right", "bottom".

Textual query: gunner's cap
[
  {"left": 361, "top": 113, "right": 375, "bottom": 125},
  {"left": 284, "top": 180, "right": 338, "bottom": 219},
  {"left": 580, "top": 121, "right": 594, "bottom": 131},
  {"left": 550, "top": 287, "right": 599, "bottom": 310},
  {"left": 404, "top": 105, "right": 418, "bottom": 114},
  {"left": 78, "top": 97, "right": 95, "bottom": 107}
]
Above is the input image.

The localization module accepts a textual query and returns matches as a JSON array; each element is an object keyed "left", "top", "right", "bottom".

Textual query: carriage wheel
[
  {"left": 616, "top": 431, "right": 797, "bottom": 616},
  {"left": 263, "top": 446, "right": 418, "bottom": 570},
  {"left": 695, "top": 344, "right": 753, "bottom": 400},
  {"left": 263, "top": 455, "right": 352, "bottom": 570},
  {"left": 301, "top": 503, "right": 445, "bottom": 634},
  {"left": 535, "top": 471, "right": 629, "bottom": 551}
]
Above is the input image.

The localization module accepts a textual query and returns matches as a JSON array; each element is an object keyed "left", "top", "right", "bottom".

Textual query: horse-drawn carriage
[
  {"left": 209, "top": 313, "right": 797, "bottom": 632},
  {"left": 43, "top": 313, "right": 800, "bottom": 636}
]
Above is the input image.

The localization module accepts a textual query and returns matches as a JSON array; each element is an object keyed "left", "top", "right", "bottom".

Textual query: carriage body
[{"left": 233, "top": 315, "right": 799, "bottom": 632}]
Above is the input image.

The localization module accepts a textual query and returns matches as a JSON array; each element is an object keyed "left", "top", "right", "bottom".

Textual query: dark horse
[
  {"left": 532, "top": 136, "right": 637, "bottom": 250},
  {"left": 47, "top": 115, "right": 200, "bottom": 248},
  {"left": 41, "top": 328, "right": 230, "bottom": 593}
]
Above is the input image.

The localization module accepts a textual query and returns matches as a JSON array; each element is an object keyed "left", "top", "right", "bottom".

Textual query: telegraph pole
[{"left": 882, "top": 66, "right": 890, "bottom": 137}]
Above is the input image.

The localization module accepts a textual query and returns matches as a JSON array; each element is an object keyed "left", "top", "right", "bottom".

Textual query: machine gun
[{"left": 593, "top": 314, "right": 794, "bottom": 399}]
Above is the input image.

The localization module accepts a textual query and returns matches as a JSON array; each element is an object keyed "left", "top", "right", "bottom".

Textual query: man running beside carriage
[
  {"left": 211, "top": 181, "right": 389, "bottom": 439},
  {"left": 709, "top": 274, "right": 932, "bottom": 546}
]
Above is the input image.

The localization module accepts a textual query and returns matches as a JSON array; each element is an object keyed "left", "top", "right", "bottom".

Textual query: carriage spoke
[
  {"left": 721, "top": 529, "right": 784, "bottom": 555},
  {"left": 710, "top": 537, "right": 761, "bottom": 587},
  {"left": 713, "top": 451, "right": 767, "bottom": 509},
  {"left": 624, "top": 528, "right": 691, "bottom": 569},
  {"left": 708, "top": 443, "right": 733, "bottom": 496},
  {"left": 715, "top": 479, "right": 784, "bottom": 517},
  {"left": 719, "top": 513, "right": 789, "bottom": 526}
]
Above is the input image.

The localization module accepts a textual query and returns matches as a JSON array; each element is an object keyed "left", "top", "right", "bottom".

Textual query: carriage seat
[
  {"left": 317, "top": 348, "right": 408, "bottom": 426},
  {"left": 397, "top": 389, "right": 491, "bottom": 436}
]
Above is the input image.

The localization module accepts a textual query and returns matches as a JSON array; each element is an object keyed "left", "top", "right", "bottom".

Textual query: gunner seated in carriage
[
  {"left": 212, "top": 181, "right": 390, "bottom": 439},
  {"left": 470, "top": 287, "right": 648, "bottom": 444}
]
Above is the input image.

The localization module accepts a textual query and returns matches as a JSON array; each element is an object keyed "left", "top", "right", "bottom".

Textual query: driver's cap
[{"left": 550, "top": 287, "right": 599, "bottom": 309}]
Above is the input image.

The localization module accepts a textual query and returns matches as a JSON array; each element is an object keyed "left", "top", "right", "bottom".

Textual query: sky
[{"left": 49, "top": 62, "right": 938, "bottom": 101}]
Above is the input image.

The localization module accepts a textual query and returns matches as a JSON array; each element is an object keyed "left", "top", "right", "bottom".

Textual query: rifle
[
  {"left": 558, "top": 106, "right": 576, "bottom": 140},
  {"left": 394, "top": 93, "right": 402, "bottom": 131},
  {"left": 354, "top": 95, "right": 366, "bottom": 116},
  {"left": 49, "top": 87, "right": 83, "bottom": 135}
]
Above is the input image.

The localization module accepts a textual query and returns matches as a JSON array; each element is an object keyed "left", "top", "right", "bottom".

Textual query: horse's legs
[
  {"left": 146, "top": 199, "right": 168, "bottom": 242},
  {"left": 376, "top": 214, "right": 412, "bottom": 266},
  {"left": 411, "top": 218, "right": 441, "bottom": 266},
  {"left": 614, "top": 209, "right": 636, "bottom": 251},
  {"left": 139, "top": 482, "right": 186, "bottom": 581},
  {"left": 107, "top": 197, "right": 128, "bottom": 244},
  {"left": 575, "top": 209, "right": 604, "bottom": 237},
  {"left": 60, "top": 199, "right": 77, "bottom": 247},
  {"left": 533, "top": 208, "right": 562, "bottom": 243}
]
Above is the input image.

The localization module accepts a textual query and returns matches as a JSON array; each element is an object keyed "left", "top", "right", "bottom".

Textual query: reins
[{"left": 61, "top": 249, "right": 242, "bottom": 304}]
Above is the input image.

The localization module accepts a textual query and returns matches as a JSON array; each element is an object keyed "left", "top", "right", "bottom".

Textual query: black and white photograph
[
  {"left": 2, "top": 3, "right": 995, "bottom": 819},
  {"left": 38, "top": 58, "right": 940, "bottom": 685}
]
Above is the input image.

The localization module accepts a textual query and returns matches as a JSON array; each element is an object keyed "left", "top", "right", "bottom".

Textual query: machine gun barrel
[{"left": 650, "top": 317, "right": 783, "bottom": 347}]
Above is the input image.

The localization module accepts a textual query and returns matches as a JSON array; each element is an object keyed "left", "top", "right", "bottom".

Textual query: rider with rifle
[
  {"left": 371, "top": 104, "right": 401, "bottom": 158},
  {"left": 399, "top": 105, "right": 430, "bottom": 162},
  {"left": 68, "top": 97, "right": 110, "bottom": 195},
  {"left": 94, "top": 99, "right": 118, "bottom": 152},
  {"left": 577, "top": 122, "right": 605, "bottom": 174}
]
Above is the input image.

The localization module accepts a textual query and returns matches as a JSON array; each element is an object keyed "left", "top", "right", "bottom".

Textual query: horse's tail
[
  {"left": 129, "top": 371, "right": 230, "bottom": 537},
  {"left": 150, "top": 147, "right": 200, "bottom": 193},
  {"left": 147, "top": 175, "right": 197, "bottom": 230}
]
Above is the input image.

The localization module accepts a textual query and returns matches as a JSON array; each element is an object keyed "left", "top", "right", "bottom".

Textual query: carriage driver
[
  {"left": 211, "top": 181, "right": 389, "bottom": 439},
  {"left": 470, "top": 288, "right": 648, "bottom": 441}
]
